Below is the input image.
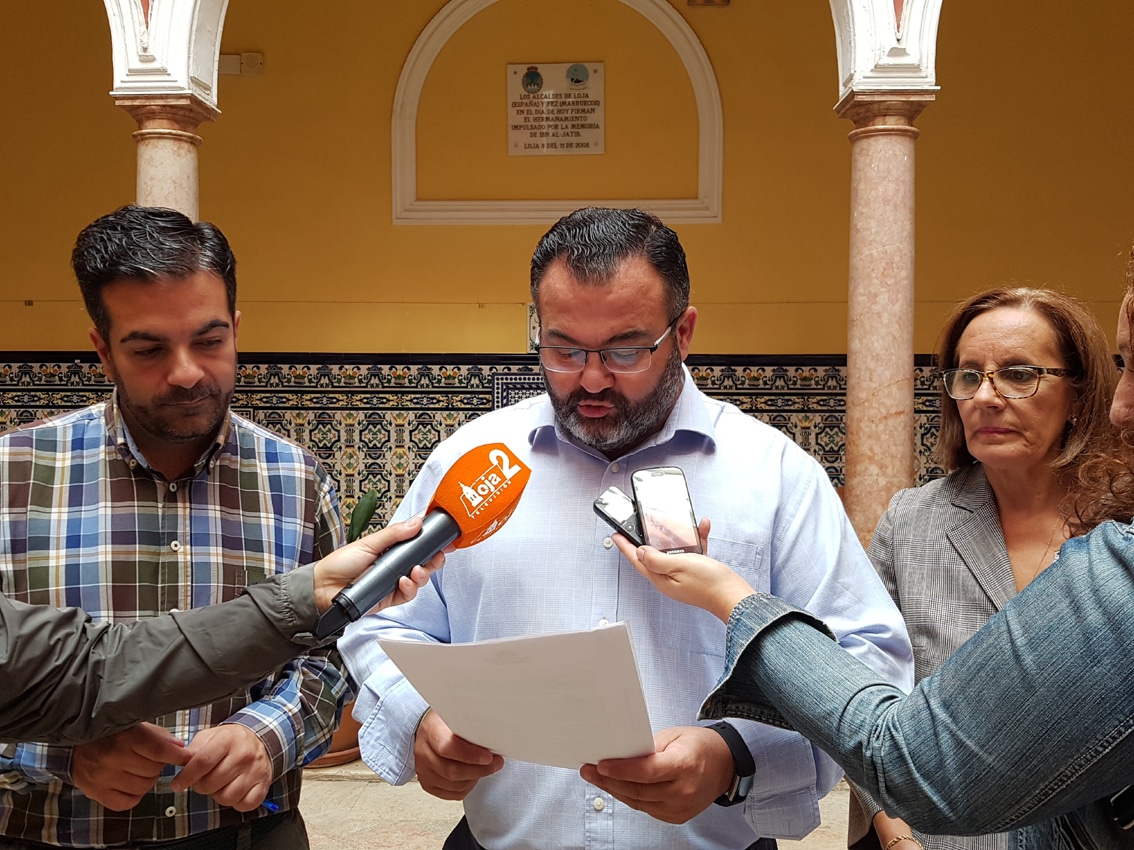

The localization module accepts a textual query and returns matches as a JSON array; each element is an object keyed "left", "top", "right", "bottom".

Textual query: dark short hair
[
  {"left": 530, "top": 207, "right": 689, "bottom": 320},
  {"left": 935, "top": 287, "right": 1117, "bottom": 472},
  {"left": 72, "top": 205, "right": 237, "bottom": 339}
]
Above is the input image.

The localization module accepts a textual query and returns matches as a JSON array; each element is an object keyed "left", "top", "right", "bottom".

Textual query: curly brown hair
[
  {"left": 1067, "top": 262, "right": 1134, "bottom": 534},
  {"left": 1065, "top": 433, "right": 1134, "bottom": 534}
]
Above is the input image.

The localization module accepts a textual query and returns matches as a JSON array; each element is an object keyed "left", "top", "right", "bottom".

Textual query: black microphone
[{"left": 315, "top": 512, "right": 459, "bottom": 639}]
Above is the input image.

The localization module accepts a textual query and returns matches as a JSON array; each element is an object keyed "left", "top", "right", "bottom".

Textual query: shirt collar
[
  {"left": 527, "top": 365, "right": 717, "bottom": 459},
  {"left": 106, "top": 390, "right": 230, "bottom": 478}
]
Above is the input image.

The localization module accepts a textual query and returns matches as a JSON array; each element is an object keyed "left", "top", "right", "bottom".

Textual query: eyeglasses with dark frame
[
  {"left": 536, "top": 315, "right": 682, "bottom": 375},
  {"left": 940, "top": 365, "right": 1071, "bottom": 400}
]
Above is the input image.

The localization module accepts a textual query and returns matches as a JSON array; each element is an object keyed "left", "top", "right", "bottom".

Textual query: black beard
[
  {"left": 116, "top": 380, "right": 231, "bottom": 445},
  {"left": 546, "top": 345, "right": 685, "bottom": 457}
]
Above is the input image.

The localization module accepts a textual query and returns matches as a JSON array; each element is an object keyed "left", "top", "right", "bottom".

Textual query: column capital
[
  {"left": 835, "top": 90, "right": 935, "bottom": 136},
  {"left": 114, "top": 94, "right": 219, "bottom": 142}
]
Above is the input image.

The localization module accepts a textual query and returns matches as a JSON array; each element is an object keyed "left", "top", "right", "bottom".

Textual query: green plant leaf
[{"left": 347, "top": 488, "right": 380, "bottom": 543}]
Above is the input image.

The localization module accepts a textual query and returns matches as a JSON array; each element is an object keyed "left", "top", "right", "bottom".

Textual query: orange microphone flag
[{"left": 428, "top": 443, "right": 532, "bottom": 548}]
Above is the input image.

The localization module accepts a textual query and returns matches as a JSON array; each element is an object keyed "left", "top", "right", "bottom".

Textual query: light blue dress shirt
[{"left": 340, "top": 370, "right": 913, "bottom": 849}]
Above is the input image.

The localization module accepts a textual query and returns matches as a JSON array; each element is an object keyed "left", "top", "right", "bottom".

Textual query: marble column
[
  {"left": 114, "top": 96, "right": 219, "bottom": 221},
  {"left": 836, "top": 91, "right": 934, "bottom": 547}
]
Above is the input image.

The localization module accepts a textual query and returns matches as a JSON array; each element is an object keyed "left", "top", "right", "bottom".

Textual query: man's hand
[
  {"left": 71, "top": 722, "right": 189, "bottom": 811},
  {"left": 170, "top": 724, "right": 273, "bottom": 811},
  {"left": 313, "top": 515, "right": 446, "bottom": 613},
  {"left": 580, "top": 725, "right": 736, "bottom": 824},
  {"left": 413, "top": 709, "right": 504, "bottom": 801}
]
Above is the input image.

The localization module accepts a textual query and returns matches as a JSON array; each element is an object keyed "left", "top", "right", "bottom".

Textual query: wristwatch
[{"left": 708, "top": 721, "right": 755, "bottom": 807}]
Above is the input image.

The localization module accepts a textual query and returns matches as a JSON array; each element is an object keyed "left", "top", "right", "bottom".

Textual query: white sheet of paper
[{"left": 379, "top": 622, "right": 655, "bottom": 769}]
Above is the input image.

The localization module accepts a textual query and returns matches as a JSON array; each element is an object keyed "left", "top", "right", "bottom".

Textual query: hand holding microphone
[
  {"left": 310, "top": 517, "right": 441, "bottom": 614},
  {"left": 314, "top": 444, "right": 532, "bottom": 639}
]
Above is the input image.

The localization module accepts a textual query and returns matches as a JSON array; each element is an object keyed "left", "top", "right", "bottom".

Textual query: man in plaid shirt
[{"left": 0, "top": 206, "right": 348, "bottom": 849}]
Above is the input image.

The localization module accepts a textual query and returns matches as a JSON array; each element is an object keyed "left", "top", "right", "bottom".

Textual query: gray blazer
[
  {"left": 870, "top": 464, "right": 1019, "bottom": 683},
  {"left": 850, "top": 464, "right": 1015, "bottom": 850}
]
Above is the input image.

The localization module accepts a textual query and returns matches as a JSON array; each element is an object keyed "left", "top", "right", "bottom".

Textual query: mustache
[{"left": 157, "top": 385, "right": 221, "bottom": 405}]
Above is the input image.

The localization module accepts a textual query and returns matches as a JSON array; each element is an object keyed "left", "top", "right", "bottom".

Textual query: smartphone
[
  {"left": 630, "top": 466, "right": 703, "bottom": 555},
  {"left": 593, "top": 485, "right": 645, "bottom": 547}
]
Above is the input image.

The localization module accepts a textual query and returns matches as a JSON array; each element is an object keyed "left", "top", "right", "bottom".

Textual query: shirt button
[
  {"left": 170, "top": 541, "right": 181, "bottom": 552},
  {"left": 593, "top": 797, "right": 605, "bottom": 812},
  {"left": 169, "top": 482, "right": 178, "bottom": 492},
  {"left": 610, "top": 462, "right": 620, "bottom": 473},
  {"left": 602, "top": 537, "right": 614, "bottom": 549},
  {"left": 164, "top": 806, "right": 177, "bottom": 817},
  {"left": 598, "top": 618, "right": 609, "bottom": 627}
]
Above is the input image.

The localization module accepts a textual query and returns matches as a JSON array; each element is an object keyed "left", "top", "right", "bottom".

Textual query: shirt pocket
[
  {"left": 212, "top": 565, "right": 247, "bottom": 603},
  {"left": 210, "top": 559, "right": 272, "bottom": 605},
  {"left": 647, "top": 536, "right": 766, "bottom": 658}
]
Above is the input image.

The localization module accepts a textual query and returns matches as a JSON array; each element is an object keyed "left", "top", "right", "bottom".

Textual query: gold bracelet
[{"left": 883, "top": 835, "right": 922, "bottom": 850}]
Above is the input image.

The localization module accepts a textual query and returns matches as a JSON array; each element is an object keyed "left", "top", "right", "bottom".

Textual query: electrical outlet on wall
[{"left": 219, "top": 53, "right": 265, "bottom": 76}]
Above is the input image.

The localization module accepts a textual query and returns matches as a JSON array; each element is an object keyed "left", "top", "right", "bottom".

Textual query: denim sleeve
[
  {"left": 851, "top": 503, "right": 896, "bottom": 835},
  {"left": 699, "top": 520, "right": 1134, "bottom": 836}
]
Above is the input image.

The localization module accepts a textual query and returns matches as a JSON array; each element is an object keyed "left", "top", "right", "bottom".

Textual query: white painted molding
[
  {"left": 392, "top": 0, "right": 723, "bottom": 225},
  {"left": 103, "top": 0, "right": 230, "bottom": 109},
  {"left": 828, "top": 0, "right": 943, "bottom": 101}
]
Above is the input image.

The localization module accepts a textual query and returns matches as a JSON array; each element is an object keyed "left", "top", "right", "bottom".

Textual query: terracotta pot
[{"left": 309, "top": 704, "right": 361, "bottom": 768}]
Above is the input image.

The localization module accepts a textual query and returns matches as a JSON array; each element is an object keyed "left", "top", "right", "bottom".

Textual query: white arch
[
  {"left": 392, "top": 0, "right": 723, "bottom": 225},
  {"left": 103, "top": 0, "right": 230, "bottom": 109},
  {"left": 829, "top": 0, "right": 943, "bottom": 101}
]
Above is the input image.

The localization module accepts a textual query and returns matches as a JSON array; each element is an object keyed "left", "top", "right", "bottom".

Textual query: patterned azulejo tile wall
[{"left": 0, "top": 353, "right": 943, "bottom": 524}]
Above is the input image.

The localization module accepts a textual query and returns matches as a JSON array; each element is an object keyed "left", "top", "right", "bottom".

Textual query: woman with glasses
[{"left": 848, "top": 287, "right": 1117, "bottom": 850}]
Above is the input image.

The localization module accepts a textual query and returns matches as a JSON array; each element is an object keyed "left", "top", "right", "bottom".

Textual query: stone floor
[{"left": 300, "top": 759, "right": 849, "bottom": 850}]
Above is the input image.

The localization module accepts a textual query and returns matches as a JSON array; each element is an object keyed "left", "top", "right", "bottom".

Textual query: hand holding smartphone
[
  {"left": 594, "top": 467, "right": 702, "bottom": 554},
  {"left": 630, "top": 469, "right": 698, "bottom": 555},
  {"left": 630, "top": 466, "right": 702, "bottom": 555}
]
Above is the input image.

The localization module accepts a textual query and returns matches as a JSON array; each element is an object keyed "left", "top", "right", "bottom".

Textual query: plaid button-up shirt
[{"left": 0, "top": 396, "right": 348, "bottom": 847}]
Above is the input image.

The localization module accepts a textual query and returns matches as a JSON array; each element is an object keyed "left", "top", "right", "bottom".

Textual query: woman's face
[
  {"left": 1110, "top": 295, "right": 1134, "bottom": 430},
  {"left": 954, "top": 306, "right": 1075, "bottom": 474}
]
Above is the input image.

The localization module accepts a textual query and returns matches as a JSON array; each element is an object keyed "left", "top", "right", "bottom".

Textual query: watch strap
[{"left": 708, "top": 721, "right": 755, "bottom": 807}]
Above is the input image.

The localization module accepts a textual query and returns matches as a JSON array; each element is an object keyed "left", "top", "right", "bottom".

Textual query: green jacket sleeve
[{"left": 0, "top": 565, "right": 326, "bottom": 745}]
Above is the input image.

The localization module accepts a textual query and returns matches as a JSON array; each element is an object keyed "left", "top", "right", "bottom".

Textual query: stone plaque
[{"left": 507, "top": 63, "right": 604, "bottom": 156}]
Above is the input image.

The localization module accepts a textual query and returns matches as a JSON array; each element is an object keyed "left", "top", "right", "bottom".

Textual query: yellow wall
[
  {"left": 915, "top": 0, "right": 1134, "bottom": 348},
  {"left": 1, "top": 1, "right": 1131, "bottom": 354}
]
